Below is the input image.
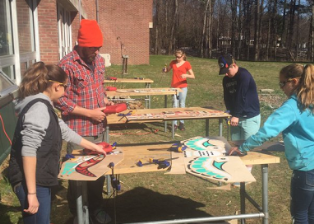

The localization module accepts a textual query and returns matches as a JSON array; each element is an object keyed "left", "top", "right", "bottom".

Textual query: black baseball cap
[{"left": 218, "top": 54, "right": 233, "bottom": 75}]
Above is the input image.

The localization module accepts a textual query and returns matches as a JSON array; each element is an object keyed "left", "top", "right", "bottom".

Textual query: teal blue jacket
[{"left": 240, "top": 94, "right": 314, "bottom": 171}]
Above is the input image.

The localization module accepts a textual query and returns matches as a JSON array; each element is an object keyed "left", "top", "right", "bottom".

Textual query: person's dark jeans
[
  {"left": 13, "top": 182, "right": 51, "bottom": 224},
  {"left": 291, "top": 169, "right": 314, "bottom": 224},
  {"left": 67, "top": 134, "right": 106, "bottom": 215}
]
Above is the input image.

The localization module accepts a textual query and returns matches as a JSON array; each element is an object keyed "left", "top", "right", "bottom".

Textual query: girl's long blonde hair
[
  {"left": 280, "top": 63, "right": 314, "bottom": 112},
  {"left": 19, "top": 62, "right": 67, "bottom": 99}
]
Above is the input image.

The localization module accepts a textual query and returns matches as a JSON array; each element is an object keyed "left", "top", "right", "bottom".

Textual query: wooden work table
[
  {"left": 105, "top": 107, "right": 230, "bottom": 141},
  {"left": 112, "top": 141, "right": 280, "bottom": 224},
  {"left": 104, "top": 78, "right": 154, "bottom": 88},
  {"left": 106, "top": 87, "right": 181, "bottom": 108},
  {"left": 113, "top": 142, "right": 280, "bottom": 174},
  {"left": 62, "top": 141, "right": 281, "bottom": 224}
]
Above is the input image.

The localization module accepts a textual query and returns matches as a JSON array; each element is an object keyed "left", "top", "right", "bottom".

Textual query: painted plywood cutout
[
  {"left": 181, "top": 136, "right": 228, "bottom": 153},
  {"left": 58, "top": 149, "right": 124, "bottom": 181},
  {"left": 185, "top": 156, "right": 255, "bottom": 183},
  {"left": 168, "top": 136, "right": 255, "bottom": 183}
]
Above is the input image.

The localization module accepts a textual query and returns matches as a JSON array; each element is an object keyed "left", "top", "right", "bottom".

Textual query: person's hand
[
  {"left": 92, "top": 143, "right": 107, "bottom": 155},
  {"left": 106, "top": 101, "right": 115, "bottom": 106},
  {"left": 90, "top": 107, "right": 106, "bottom": 122},
  {"left": 104, "top": 97, "right": 114, "bottom": 106},
  {"left": 230, "top": 116, "right": 239, "bottom": 126},
  {"left": 228, "top": 147, "right": 245, "bottom": 156},
  {"left": 181, "top": 74, "right": 188, "bottom": 79},
  {"left": 24, "top": 194, "right": 39, "bottom": 214}
]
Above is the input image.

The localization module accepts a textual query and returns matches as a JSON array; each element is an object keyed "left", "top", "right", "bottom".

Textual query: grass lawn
[{"left": 0, "top": 55, "right": 293, "bottom": 223}]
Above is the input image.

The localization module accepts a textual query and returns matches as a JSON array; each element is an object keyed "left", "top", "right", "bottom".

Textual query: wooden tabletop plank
[
  {"left": 113, "top": 143, "right": 172, "bottom": 174},
  {"left": 104, "top": 78, "right": 154, "bottom": 84},
  {"left": 107, "top": 107, "right": 230, "bottom": 125},
  {"left": 106, "top": 88, "right": 181, "bottom": 97}
]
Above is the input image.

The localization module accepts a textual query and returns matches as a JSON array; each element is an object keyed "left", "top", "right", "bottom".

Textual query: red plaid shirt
[{"left": 56, "top": 48, "right": 106, "bottom": 136}]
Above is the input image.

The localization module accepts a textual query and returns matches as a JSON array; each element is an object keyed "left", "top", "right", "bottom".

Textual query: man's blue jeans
[
  {"left": 14, "top": 182, "right": 51, "bottom": 224},
  {"left": 291, "top": 169, "right": 314, "bottom": 224}
]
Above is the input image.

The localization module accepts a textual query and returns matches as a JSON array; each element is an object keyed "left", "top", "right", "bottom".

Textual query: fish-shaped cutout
[{"left": 75, "top": 155, "right": 105, "bottom": 177}]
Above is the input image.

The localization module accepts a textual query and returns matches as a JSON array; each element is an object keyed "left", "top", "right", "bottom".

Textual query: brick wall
[
  {"left": 37, "top": 0, "right": 60, "bottom": 64},
  {"left": 97, "top": 0, "right": 153, "bottom": 65},
  {"left": 35, "top": 0, "right": 152, "bottom": 65}
]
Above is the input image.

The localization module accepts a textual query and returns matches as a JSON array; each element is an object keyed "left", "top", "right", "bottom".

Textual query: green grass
[{"left": 0, "top": 55, "right": 293, "bottom": 223}]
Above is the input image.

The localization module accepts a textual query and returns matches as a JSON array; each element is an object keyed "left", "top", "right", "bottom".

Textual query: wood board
[
  {"left": 58, "top": 148, "right": 124, "bottom": 181},
  {"left": 115, "top": 88, "right": 180, "bottom": 93},
  {"left": 106, "top": 107, "right": 230, "bottom": 125},
  {"left": 126, "top": 109, "right": 227, "bottom": 121},
  {"left": 103, "top": 78, "right": 154, "bottom": 84},
  {"left": 168, "top": 136, "right": 256, "bottom": 183}
]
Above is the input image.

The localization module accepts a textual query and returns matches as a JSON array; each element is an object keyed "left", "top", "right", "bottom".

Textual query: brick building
[{"left": 0, "top": 0, "right": 153, "bottom": 84}]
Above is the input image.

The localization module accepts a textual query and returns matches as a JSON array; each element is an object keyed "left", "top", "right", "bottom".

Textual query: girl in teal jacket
[{"left": 229, "top": 64, "right": 314, "bottom": 224}]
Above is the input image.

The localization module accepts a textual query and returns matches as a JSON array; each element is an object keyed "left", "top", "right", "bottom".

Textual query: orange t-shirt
[{"left": 170, "top": 60, "right": 192, "bottom": 88}]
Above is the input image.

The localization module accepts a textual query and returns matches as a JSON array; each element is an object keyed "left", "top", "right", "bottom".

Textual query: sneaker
[
  {"left": 92, "top": 209, "right": 112, "bottom": 224},
  {"left": 178, "top": 122, "right": 185, "bottom": 131},
  {"left": 174, "top": 124, "right": 178, "bottom": 130}
]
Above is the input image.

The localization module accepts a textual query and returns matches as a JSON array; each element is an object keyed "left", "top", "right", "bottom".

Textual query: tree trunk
[
  {"left": 281, "top": 0, "right": 287, "bottom": 47},
  {"left": 208, "top": 0, "right": 215, "bottom": 58},
  {"left": 311, "top": 5, "right": 314, "bottom": 60},
  {"left": 231, "top": 0, "right": 238, "bottom": 56},
  {"left": 169, "top": 0, "right": 178, "bottom": 54},
  {"left": 266, "top": 0, "right": 272, "bottom": 61},
  {"left": 243, "top": 0, "right": 251, "bottom": 60},
  {"left": 201, "top": 0, "right": 210, "bottom": 58},
  {"left": 287, "top": 0, "right": 296, "bottom": 59},
  {"left": 253, "top": 0, "right": 259, "bottom": 61},
  {"left": 237, "top": 0, "right": 243, "bottom": 59},
  {"left": 295, "top": 0, "right": 300, "bottom": 60}
]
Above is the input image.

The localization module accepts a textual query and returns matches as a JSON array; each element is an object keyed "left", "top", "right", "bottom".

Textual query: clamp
[
  {"left": 170, "top": 143, "right": 187, "bottom": 153},
  {"left": 109, "top": 162, "right": 121, "bottom": 191}
]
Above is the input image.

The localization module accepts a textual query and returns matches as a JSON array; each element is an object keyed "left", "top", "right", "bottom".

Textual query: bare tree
[
  {"left": 237, "top": 0, "right": 243, "bottom": 59},
  {"left": 201, "top": 0, "right": 211, "bottom": 57},
  {"left": 230, "top": 0, "right": 238, "bottom": 56},
  {"left": 150, "top": 0, "right": 311, "bottom": 61},
  {"left": 168, "top": 0, "right": 178, "bottom": 54}
]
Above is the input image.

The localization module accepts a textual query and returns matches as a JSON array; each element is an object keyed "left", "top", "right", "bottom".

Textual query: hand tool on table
[
  {"left": 225, "top": 110, "right": 231, "bottom": 141},
  {"left": 170, "top": 143, "right": 187, "bottom": 153},
  {"left": 83, "top": 142, "right": 118, "bottom": 155},
  {"left": 117, "top": 110, "right": 133, "bottom": 121},
  {"left": 106, "top": 76, "right": 117, "bottom": 80},
  {"left": 149, "top": 158, "right": 170, "bottom": 169},
  {"left": 136, "top": 157, "right": 179, "bottom": 169},
  {"left": 103, "top": 103, "right": 127, "bottom": 115}
]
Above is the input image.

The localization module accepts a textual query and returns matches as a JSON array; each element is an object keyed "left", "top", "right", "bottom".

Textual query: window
[
  {"left": 58, "top": 4, "right": 72, "bottom": 59},
  {"left": 0, "top": 0, "right": 38, "bottom": 84},
  {"left": 0, "top": 0, "right": 13, "bottom": 57}
]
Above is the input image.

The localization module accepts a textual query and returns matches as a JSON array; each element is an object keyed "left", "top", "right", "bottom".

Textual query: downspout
[
  {"left": 96, "top": 0, "right": 99, "bottom": 22},
  {"left": 79, "top": 0, "right": 81, "bottom": 21}
]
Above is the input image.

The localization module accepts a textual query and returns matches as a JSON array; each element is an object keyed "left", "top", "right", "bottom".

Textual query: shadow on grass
[
  {"left": 0, "top": 202, "right": 22, "bottom": 224},
  {"left": 105, "top": 187, "right": 224, "bottom": 223}
]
